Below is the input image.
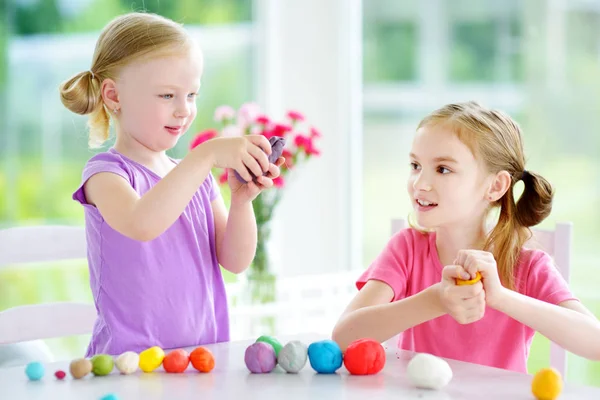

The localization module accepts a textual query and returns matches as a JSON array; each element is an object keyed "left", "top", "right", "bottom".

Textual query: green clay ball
[
  {"left": 256, "top": 335, "right": 283, "bottom": 356},
  {"left": 91, "top": 354, "right": 114, "bottom": 376}
]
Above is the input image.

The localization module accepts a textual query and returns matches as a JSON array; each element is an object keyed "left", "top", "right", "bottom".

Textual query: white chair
[
  {"left": 388, "top": 218, "right": 572, "bottom": 377},
  {"left": 0, "top": 225, "right": 96, "bottom": 366}
]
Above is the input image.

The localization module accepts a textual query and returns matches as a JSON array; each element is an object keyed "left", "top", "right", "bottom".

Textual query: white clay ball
[
  {"left": 277, "top": 340, "right": 308, "bottom": 373},
  {"left": 115, "top": 351, "right": 139, "bottom": 374},
  {"left": 406, "top": 353, "right": 453, "bottom": 390}
]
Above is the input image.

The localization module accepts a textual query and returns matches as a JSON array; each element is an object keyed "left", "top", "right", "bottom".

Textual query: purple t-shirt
[{"left": 72, "top": 148, "right": 230, "bottom": 356}]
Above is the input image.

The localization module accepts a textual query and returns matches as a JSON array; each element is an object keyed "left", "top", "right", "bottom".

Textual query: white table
[{"left": 2, "top": 333, "right": 599, "bottom": 399}]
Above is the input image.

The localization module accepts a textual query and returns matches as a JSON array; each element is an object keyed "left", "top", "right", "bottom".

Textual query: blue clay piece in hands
[
  {"left": 307, "top": 340, "right": 343, "bottom": 374},
  {"left": 233, "top": 136, "right": 286, "bottom": 183},
  {"left": 25, "top": 361, "right": 45, "bottom": 381}
]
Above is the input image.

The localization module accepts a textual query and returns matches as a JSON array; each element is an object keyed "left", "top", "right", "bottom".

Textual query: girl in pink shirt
[{"left": 332, "top": 101, "right": 600, "bottom": 373}]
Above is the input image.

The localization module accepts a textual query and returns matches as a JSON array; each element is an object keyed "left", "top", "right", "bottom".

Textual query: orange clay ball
[
  {"left": 456, "top": 272, "right": 482, "bottom": 286},
  {"left": 163, "top": 349, "right": 190, "bottom": 373},
  {"left": 190, "top": 347, "right": 215, "bottom": 373}
]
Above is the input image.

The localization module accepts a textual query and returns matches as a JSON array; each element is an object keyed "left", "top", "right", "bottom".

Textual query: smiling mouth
[
  {"left": 165, "top": 126, "right": 183, "bottom": 135},
  {"left": 416, "top": 199, "right": 438, "bottom": 207}
]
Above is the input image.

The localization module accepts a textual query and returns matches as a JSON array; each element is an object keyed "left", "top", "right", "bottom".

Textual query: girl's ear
[
  {"left": 101, "top": 78, "right": 120, "bottom": 113},
  {"left": 486, "top": 170, "right": 512, "bottom": 202}
]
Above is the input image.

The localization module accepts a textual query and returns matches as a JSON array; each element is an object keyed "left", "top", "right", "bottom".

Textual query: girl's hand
[
  {"left": 454, "top": 249, "right": 505, "bottom": 308},
  {"left": 228, "top": 157, "right": 285, "bottom": 205},
  {"left": 438, "top": 265, "right": 486, "bottom": 324},
  {"left": 198, "top": 135, "right": 272, "bottom": 182}
]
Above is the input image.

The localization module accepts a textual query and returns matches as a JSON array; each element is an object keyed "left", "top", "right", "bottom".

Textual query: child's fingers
[
  {"left": 265, "top": 163, "right": 281, "bottom": 179},
  {"left": 256, "top": 176, "right": 273, "bottom": 189},
  {"left": 442, "top": 265, "right": 470, "bottom": 282},
  {"left": 275, "top": 157, "right": 285, "bottom": 167}
]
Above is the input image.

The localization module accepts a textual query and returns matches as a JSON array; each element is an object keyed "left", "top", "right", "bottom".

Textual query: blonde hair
[
  {"left": 413, "top": 101, "right": 554, "bottom": 291},
  {"left": 59, "top": 12, "right": 195, "bottom": 148}
]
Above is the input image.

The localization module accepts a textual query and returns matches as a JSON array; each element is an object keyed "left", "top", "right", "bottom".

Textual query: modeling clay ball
[
  {"left": 163, "top": 349, "right": 190, "bottom": 373},
  {"left": 456, "top": 271, "right": 482, "bottom": 286},
  {"left": 244, "top": 342, "right": 277, "bottom": 373},
  {"left": 406, "top": 353, "right": 453, "bottom": 390},
  {"left": 138, "top": 346, "right": 165, "bottom": 373},
  {"left": 531, "top": 367, "right": 563, "bottom": 400},
  {"left": 277, "top": 340, "right": 308, "bottom": 373},
  {"left": 99, "top": 394, "right": 120, "bottom": 400},
  {"left": 190, "top": 347, "right": 215, "bottom": 373},
  {"left": 69, "top": 358, "right": 93, "bottom": 379},
  {"left": 54, "top": 370, "right": 66, "bottom": 380},
  {"left": 233, "top": 136, "right": 286, "bottom": 183},
  {"left": 343, "top": 338, "right": 386, "bottom": 375},
  {"left": 256, "top": 335, "right": 283, "bottom": 356},
  {"left": 307, "top": 340, "right": 343, "bottom": 374},
  {"left": 91, "top": 354, "right": 114, "bottom": 376},
  {"left": 24, "top": 361, "right": 44, "bottom": 381},
  {"left": 115, "top": 351, "right": 139, "bottom": 374}
]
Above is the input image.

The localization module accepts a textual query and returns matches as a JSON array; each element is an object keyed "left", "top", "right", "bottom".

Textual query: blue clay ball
[
  {"left": 307, "top": 340, "right": 343, "bottom": 374},
  {"left": 99, "top": 394, "right": 120, "bottom": 400},
  {"left": 25, "top": 361, "right": 45, "bottom": 381}
]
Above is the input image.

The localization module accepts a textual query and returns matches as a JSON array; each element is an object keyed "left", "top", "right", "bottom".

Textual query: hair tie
[
  {"left": 520, "top": 170, "right": 530, "bottom": 181},
  {"left": 89, "top": 70, "right": 96, "bottom": 80}
]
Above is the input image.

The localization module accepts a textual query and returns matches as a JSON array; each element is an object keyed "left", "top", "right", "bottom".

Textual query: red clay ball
[
  {"left": 54, "top": 370, "right": 66, "bottom": 380},
  {"left": 343, "top": 338, "right": 385, "bottom": 375},
  {"left": 163, "top": 349, "right": 190, "bottom": 373}
]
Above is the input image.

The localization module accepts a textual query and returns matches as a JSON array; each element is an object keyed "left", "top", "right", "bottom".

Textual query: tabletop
[{"left": 1, "top": 333, "right": 600, "bottom": 399}]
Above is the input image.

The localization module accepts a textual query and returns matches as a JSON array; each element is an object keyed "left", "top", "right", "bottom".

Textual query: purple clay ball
[
  {"left": 244, "top": 342, "right": 277, "bottom": 373},
  {"left": 233, "top": 136, "right": 286, "bottom": 183}
]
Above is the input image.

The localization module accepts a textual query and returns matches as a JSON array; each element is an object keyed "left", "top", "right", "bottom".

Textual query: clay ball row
[
  {"left": 244, "top": 336, "right": 386, "bottom": 375},
  {"left": 25, "top": 345, "right": 215, "bottom": 381}
]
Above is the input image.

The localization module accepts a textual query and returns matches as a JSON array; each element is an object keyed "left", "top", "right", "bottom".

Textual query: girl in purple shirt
[{"left": 60, "top": 12, "right": 283, "bottom": 356}]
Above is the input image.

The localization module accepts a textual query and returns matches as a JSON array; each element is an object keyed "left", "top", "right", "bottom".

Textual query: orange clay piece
[
  {"left": 456, "top": 271, "right": 482, "bottom": 286},
  {"left": 190, "top": 347, "right": 215, "bottom": 373}
]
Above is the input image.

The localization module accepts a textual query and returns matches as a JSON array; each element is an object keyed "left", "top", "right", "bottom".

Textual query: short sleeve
[
  {"left": 72, "top": 153, "right": 132, "bottom": 206},
  {"left": 524, "top": 250, "right": 578, "bottom": 305},
  {"left": 356, "top": 229, "right": 414, "bottom": 301}
]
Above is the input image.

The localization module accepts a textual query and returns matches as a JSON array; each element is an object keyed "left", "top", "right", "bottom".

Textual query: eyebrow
[{"left": 409, "top": 153, "right": 458, "bottom": 164}]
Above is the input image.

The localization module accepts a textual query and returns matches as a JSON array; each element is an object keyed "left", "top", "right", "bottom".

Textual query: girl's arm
[
  {"left": 211, "top": 196, "right": 256, "bottom": 274},
  {"left": 331, "top": 280, "right": 446, "bottom": 351},
  {"left": 490, "top": 290, "right": 600, "bottom": 361},
  {"left": 84, "top": 145, "right": 215, "bottom": 242}
]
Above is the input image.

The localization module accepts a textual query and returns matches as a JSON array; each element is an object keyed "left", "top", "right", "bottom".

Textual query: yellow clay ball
[
  {"left": 138, "top": 346, "right": 165, "bottom": 373},
  {"left": 456, "top": 272, "right": 482, "bottom": 286},
  {"left": 531, "top": 367, "right": 563, "bottom": 400}
]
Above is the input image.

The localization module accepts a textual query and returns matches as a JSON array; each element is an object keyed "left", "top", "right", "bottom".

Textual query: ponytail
[
  {"left": 485, "top": 170, "right": 554, "bottom": 290},
  {"left": 59, "top": 70, "right": 111, "bottom": 148}
]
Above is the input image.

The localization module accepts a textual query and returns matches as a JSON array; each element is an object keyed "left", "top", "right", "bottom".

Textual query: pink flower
[
  {"left": 238, "top": 102, "right": 261, "bottom": 128},
  {"left": 294, "top": 134, "right": 320, "bottom": 156},
  {"left": 256, "top": 115, "right": 270, "bottom": 125},
  {"left": 214, "top": 105, "right": 236, "bottom": 123},
  {"left": 218, "top": 170, "right": 229, "bottom": 184},
  {"left": 273, "top": 123, "right": 292, "bottom": 137},
  {"left": 190, "top": 129, "right": 218, "bottom": 150},
  {"left": 294, "top": 134, "right": 309, "bottom": 148},
  {"left": 273, "top": 176, "right": 285, "bottom": 188},
  {"left": 310, "top": 126, "right": 322, "bottom": 138},
  {"left": 287, "top": 110, "right": 305, "bottom": 122}
]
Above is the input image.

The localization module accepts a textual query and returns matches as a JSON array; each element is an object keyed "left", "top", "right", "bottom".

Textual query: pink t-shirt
[{"left": 357, "top": 228, "right": 578, "bottom": 373}]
